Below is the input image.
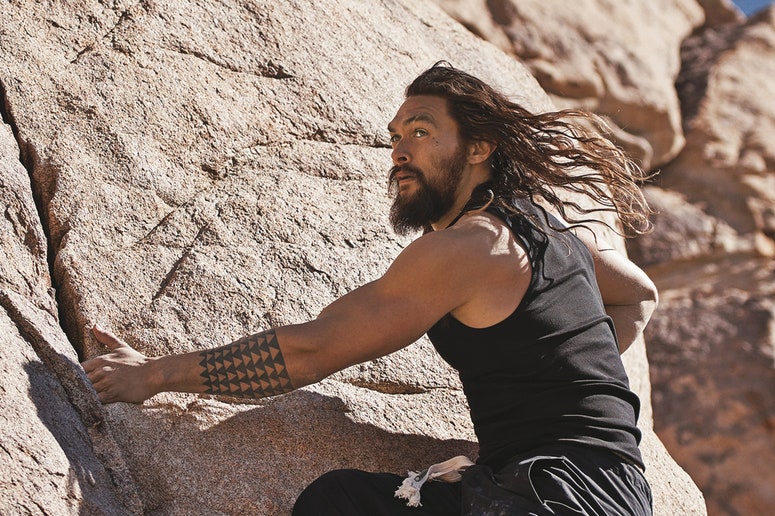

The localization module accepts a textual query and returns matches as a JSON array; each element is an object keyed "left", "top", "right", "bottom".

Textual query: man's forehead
[{"left": 388, "top": 95, "right": 448, "bottom": 132}]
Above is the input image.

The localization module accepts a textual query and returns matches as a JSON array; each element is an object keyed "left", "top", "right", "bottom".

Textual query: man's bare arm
[
  {"left": 198, "top": 330, "right": 293, "bottom": 397},
  {"left": 573, "top": 228, "right": 658, "bottom": 353},
  {"left": 83, "top": 225, "right": 506, "bottom": 404},
  {"left": 83, "top": 327, "right": 294, "bottom": 403}
]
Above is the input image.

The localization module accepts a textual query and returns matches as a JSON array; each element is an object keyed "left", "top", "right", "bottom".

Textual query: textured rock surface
[
  {"left": 0, "top": 122, "right": 52, "bottom": 315},
  {"left": 0, "top": 306, "right": 120, "bottom": 514},
  {"left": 0, "top": 121, "right": 140, "bottom": 512},
  {"left": 0, "top": 0, "right": 709, "bottom": 514},
  {"left": 628, "top": 6, "right": 775, "bottom": 516},
  {"left": 433, "top": 0, "right": 705, "bottom": 170}
]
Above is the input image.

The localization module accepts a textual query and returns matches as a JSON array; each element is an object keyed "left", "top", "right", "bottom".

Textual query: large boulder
[
  {"left": 0, "top": 120, "right": 140, "bottom": 512},
  {"left": 0, "top": 0, "right": 704, "bottom": 513},
  {"left": 628, "top": 6, "right": 775, "bottom": 515},
  {"left": 432, "top": 0, "right": 706, "bottom": 170}
]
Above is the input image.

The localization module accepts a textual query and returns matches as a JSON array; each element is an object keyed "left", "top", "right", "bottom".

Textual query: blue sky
[{"left": 733, "top": 0, "right": 773, "bottom": 15}]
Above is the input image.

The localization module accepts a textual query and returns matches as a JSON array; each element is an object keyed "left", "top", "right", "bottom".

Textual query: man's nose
[{"left": 391, "top": 142, "right": 409, "bottom": 165}]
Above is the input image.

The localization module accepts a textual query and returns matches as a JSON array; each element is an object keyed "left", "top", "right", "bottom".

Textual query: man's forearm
[
  {"left": 199, "top": 329, "right": 294, "bottom": 398},
  {"left": 154, "top": 329, "right": 295, "bottom": 399},
  {"left": 606, "top": 300, "right": 656, "bottom": 354}
]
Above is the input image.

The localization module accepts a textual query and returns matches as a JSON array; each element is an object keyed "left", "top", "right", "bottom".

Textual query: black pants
[{"left": 292, "top": 444, "right": 652, "bottom": 515}]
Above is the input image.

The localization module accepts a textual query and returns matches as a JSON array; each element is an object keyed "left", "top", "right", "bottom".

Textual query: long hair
[{"left": 405, "top": 62, "right": 654, "bottom": 236}]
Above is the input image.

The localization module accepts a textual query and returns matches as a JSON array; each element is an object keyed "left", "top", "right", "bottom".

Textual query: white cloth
[{"left": 394, "top": 455, "right": 475, "bottom": 507}]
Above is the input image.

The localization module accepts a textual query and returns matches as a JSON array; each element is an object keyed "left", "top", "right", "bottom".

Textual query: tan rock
[
  {"left": 0, "top": 0, "right": 705, "bottom": 514},
  {"left": 432, "top": 0, "right": 706, "bottom": 170},
  {"left": 631, "top": 6, "right": 775, "bottom": 515},
  {"left": 666, "top": 6, "right": 775, "bottom": 242},
  {"left": 0, "top": 122, "right": 53, "bottom": 314},
  {"left": 695, "top": 0, "right": 746, "bottom": 26},
  {"left": 0, "top": 121, "right": 140, "bottom": 513},
  {"left": 0, "top": 307, "right": 128, "bottom": 514},
  {"left": 627, "top": 186, "right": 745, "bottom": 269},
  {"left": 643, "top": 265, "right": 775, "bottom": 516}
]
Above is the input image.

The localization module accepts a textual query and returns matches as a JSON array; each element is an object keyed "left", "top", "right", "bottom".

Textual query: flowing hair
[{"left": 405, "top": 62, "right": 654, "bottom": 236}]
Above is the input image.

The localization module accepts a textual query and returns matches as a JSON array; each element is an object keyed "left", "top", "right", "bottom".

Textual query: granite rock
[{"left": 0, "top": 0, "right": 709, "bottom": 514}]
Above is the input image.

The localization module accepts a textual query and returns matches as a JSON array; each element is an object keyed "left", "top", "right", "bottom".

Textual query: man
[{"left": 83, "top": 63, "right": 657, "bottom": 515}]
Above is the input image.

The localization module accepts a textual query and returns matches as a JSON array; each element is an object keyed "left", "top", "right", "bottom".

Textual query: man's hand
[{"left": 82, "top": 325, "right": 159, "bottom": 404}]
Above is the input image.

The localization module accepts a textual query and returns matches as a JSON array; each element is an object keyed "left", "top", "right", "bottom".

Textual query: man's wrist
[{"left": 144, "top": 354, "right": 176, "bottom": 396}]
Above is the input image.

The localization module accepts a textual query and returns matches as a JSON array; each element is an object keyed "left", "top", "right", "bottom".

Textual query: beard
[{"left": 388, "top": 148, "right": 467, "bottom": 236}]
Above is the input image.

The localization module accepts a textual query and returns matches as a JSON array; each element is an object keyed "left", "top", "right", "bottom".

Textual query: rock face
[
  {"left": 0, "top": 120, "right": 140, "bottom": 512},
  {"left": 434, "top": 0, "right": 707, "bottom": 170},
  {"left": 0, "top": 0, "right": 709, "bottom": 514},
  {"left": 628, "top": 6, "right": 775, "bottom": 516}
]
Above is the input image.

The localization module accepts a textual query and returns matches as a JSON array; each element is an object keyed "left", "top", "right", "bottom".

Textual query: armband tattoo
[{"left": 198, "top": 329, "right": 293, "bottom": 398}]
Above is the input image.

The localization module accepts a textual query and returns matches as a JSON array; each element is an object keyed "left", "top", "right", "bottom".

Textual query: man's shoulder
[{"left": 407, "top": 212, "right": 523, "bottom": 265}]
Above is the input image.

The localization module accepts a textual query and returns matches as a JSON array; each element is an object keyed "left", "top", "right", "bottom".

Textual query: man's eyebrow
[{"left": 387, "top": 113, "right": 437, "bottom": 133}]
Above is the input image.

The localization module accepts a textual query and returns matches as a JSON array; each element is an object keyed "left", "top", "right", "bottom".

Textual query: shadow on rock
[
  {"left": 24, "top": 360, "right": 135, "bottom": 514},
  {"left": 106, "top": 388, "right": 478, "bottom": 515}
]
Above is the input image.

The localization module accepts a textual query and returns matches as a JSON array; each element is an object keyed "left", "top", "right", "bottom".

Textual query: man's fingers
[
  {"left": 89, "top": 375, "right": 106, "bottom": 392},
  {"left": 81, "top": 355, "right": 99, "bottom": 374},
  {"left": 88, "top": 370, "right": 119, "bottom": 403},
  {"left": 95, "top": 386, "right": 113, "bottom": 404},
  {"left": 91, "top": 324, "right": 127, "bottom": 351},
  {"left": 84, "top": 363, "right": 111, "bottom": 382}
]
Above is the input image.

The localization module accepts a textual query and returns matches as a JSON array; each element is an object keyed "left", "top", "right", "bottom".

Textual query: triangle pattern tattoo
[{"left": 198, "top": 329, "right": 293, "bottom": 398}]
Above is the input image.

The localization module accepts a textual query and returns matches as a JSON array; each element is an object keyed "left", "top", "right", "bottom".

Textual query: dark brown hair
[{"left": 405, "top": 62, "right": 653, "bottom": 236}]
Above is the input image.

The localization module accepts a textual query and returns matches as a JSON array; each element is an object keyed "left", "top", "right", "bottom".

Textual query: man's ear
[{"left": 467, "top": 140, "right": 496, "bottom": 165}]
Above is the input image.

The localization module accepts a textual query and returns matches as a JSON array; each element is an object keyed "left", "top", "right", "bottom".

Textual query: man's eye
[
  {"left": 389, "top": 134, "right": 400, "bottom": 144},
  {"left": 413, "top": 129, "right": 427, "bottom": 137}
]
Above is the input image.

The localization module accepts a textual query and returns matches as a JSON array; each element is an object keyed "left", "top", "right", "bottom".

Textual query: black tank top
[{"left": 427, "top": 198, "right": 644, "bottom": 470}]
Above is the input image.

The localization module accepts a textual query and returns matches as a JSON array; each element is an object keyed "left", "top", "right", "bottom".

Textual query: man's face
[{"left": 387, "top": 95, "right": 468, "bottom": 235}]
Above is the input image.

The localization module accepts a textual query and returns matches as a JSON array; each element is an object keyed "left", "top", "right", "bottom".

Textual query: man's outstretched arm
[
  {"left": 82, "top": 225, "right": 503, "bottom": 404},
  {"left": 83, "top": 282, "right": 418, "bottom": 405},
  {"left": 83, "top": 326, "right": 295, "bottom": 403}
]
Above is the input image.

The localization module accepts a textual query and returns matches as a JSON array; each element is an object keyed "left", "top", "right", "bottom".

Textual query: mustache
[{"left": 388, "top": 164, "right": 423, "bottom": 183}]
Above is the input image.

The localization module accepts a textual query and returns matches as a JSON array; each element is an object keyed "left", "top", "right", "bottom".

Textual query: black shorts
[{"left": 292, "top": 443, "right": 652, "bottom": 515}]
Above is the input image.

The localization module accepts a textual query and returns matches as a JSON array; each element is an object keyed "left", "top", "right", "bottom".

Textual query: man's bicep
[
  {"left": 591, "top": 247, "right": 657, "bottom": 307},
  {"left": 279, "top": 237, "right": 470, "bottom": 384},
  {"left": 278, "top": 280, "right": 446, "bottom": 385},
  {"left": 571, "top": 226, "right": 655, "bottom": 306}
]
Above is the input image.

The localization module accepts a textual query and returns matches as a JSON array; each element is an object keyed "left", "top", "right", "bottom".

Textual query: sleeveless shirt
[{"left": 427, "top": 198, "right": 644, "bottom": 470}]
